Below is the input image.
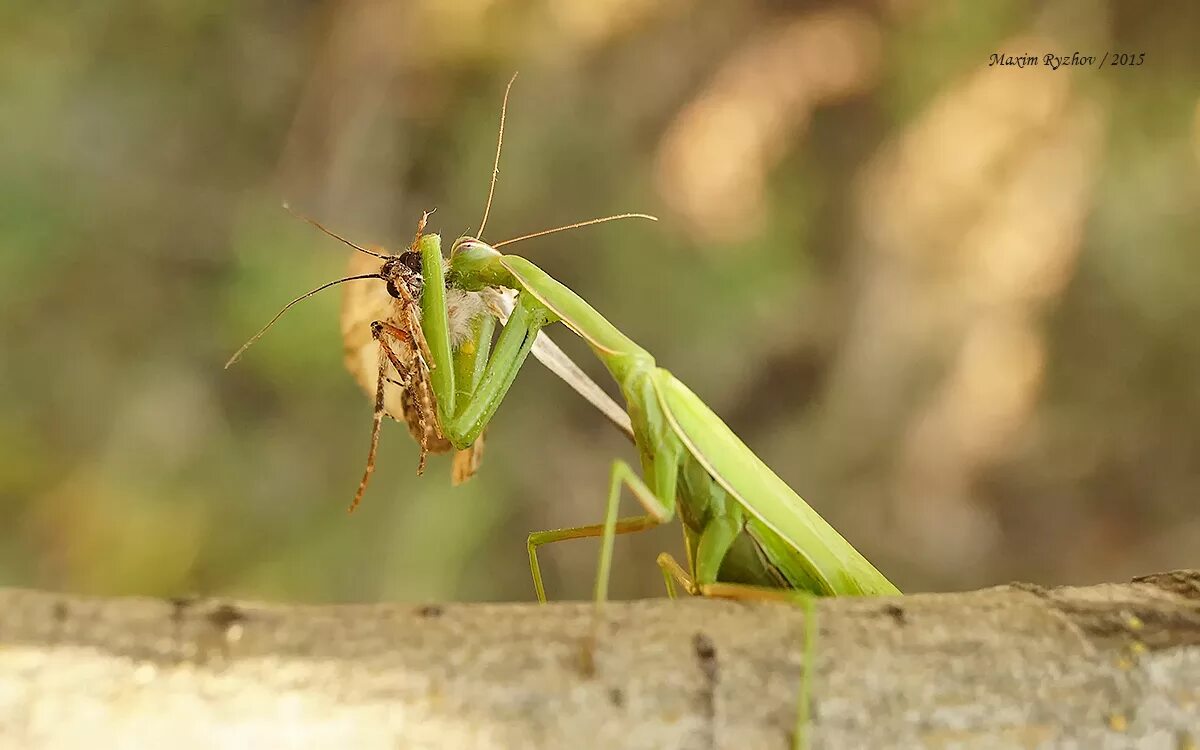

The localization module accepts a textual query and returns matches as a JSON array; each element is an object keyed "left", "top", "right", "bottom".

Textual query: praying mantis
[{"left": 394, "top": 78, "right": 901, "bottom": 604}]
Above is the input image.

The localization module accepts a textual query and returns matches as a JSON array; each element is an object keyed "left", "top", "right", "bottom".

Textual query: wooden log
[{"left": 2, "top": 572, "right": 1199, "bottom": 748}]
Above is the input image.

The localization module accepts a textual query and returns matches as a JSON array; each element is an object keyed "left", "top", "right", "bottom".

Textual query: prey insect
[{"left": 226, "top": 207, "right": 468, "bottom": 510}]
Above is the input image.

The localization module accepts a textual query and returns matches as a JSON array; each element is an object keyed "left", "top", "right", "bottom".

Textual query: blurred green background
[{"left": 2, "top": 1, "right": 1197, "bottom": 603}]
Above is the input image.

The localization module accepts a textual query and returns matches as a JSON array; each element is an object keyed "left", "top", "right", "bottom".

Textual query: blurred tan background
[{"left": 1, "top": 1, "right": 1197, "bottom": 603}]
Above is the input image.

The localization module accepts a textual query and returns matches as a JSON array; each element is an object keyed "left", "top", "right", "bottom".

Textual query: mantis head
[{"left": 448, "top": 237, "right": 508, "bottom": 291}]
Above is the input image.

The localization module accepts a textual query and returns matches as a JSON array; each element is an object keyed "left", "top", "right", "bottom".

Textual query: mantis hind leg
[
  {"left": 680, "top": 579, "right": 819, "bottom": 750},
  {"left": 656, "top": 552, "right": 696, "bottom": 598},
  {"left": 666, "top": 514, "right": 817, "bottom": 750},
  {"left": 655, "top": 512, "right": 742, "bottom": 597}
]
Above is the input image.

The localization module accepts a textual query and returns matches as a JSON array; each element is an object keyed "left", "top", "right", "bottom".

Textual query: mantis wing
[
  {"left": 484, "top": 288, "right": 634, "bottom": 443},
  {"left": 654, "top": 375, "right": 900, "bottom": 596}
]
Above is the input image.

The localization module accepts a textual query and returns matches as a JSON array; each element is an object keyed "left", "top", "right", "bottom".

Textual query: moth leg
[
  {"left": 381, "top": 276, "right": 434, "bottom": 371},
  {"left": 348, "top": 321, "right": 424, "bottom": 513},
  {"left": 349, "top": 340, "right": 392, "bottom": 513},
  {"left": 371, "top": 320, "right": 431, "bottom": 475}
]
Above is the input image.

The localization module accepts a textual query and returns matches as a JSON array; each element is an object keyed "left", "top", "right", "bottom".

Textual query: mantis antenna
[
  {"left": 492, "top": 213, "right": 658, "bottom": 249},
  {"left": 472, "top": 74, "right": 657, "bottom": 250},
  {"left": 475, "top": 72, "right": 518, "bottom": 241}
]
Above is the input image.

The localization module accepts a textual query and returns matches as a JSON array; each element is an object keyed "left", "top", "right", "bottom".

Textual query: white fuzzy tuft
[{"left": 444, "top": 288, "right": 492, "bottom": 348}]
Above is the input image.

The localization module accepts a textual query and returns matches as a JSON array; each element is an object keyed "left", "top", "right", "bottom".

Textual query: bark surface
[{"left": 2, "top": 572, "right": 1199, "bottom": 749}]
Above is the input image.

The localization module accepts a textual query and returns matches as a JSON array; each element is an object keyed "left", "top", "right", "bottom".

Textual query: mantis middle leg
[{"left": 526, "top": 459, "right": 678, "bottom": 603}]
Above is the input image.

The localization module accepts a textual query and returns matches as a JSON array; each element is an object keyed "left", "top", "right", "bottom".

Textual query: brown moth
[
  {"left": 226, "top": 208, "right": 488, "bottom": 513},
  {"left": 227, "top": 201, "right": 634, "bottom": 515}
]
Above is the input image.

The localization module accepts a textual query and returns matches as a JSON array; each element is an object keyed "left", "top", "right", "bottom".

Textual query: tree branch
[{"left": 2, "top": 572, "right": 1199, "bottom": 748}]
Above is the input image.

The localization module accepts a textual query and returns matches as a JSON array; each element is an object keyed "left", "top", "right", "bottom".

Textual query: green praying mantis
[{"left": 404, "top": 79, "right": 901, "bottom": 604}]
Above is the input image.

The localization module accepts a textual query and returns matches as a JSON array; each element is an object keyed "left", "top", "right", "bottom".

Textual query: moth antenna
[
  {"left": 492, "top": 213, "right": 658, "bottom": 249},
  {"left": 476, "top": 72, "right": 518, "bottom": 241},
  {"left": 225, "top": 273, "right": 381, "bottom": 368},
  {"left": 283, "top": 202, "right": 391, "bottom": 259}
]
